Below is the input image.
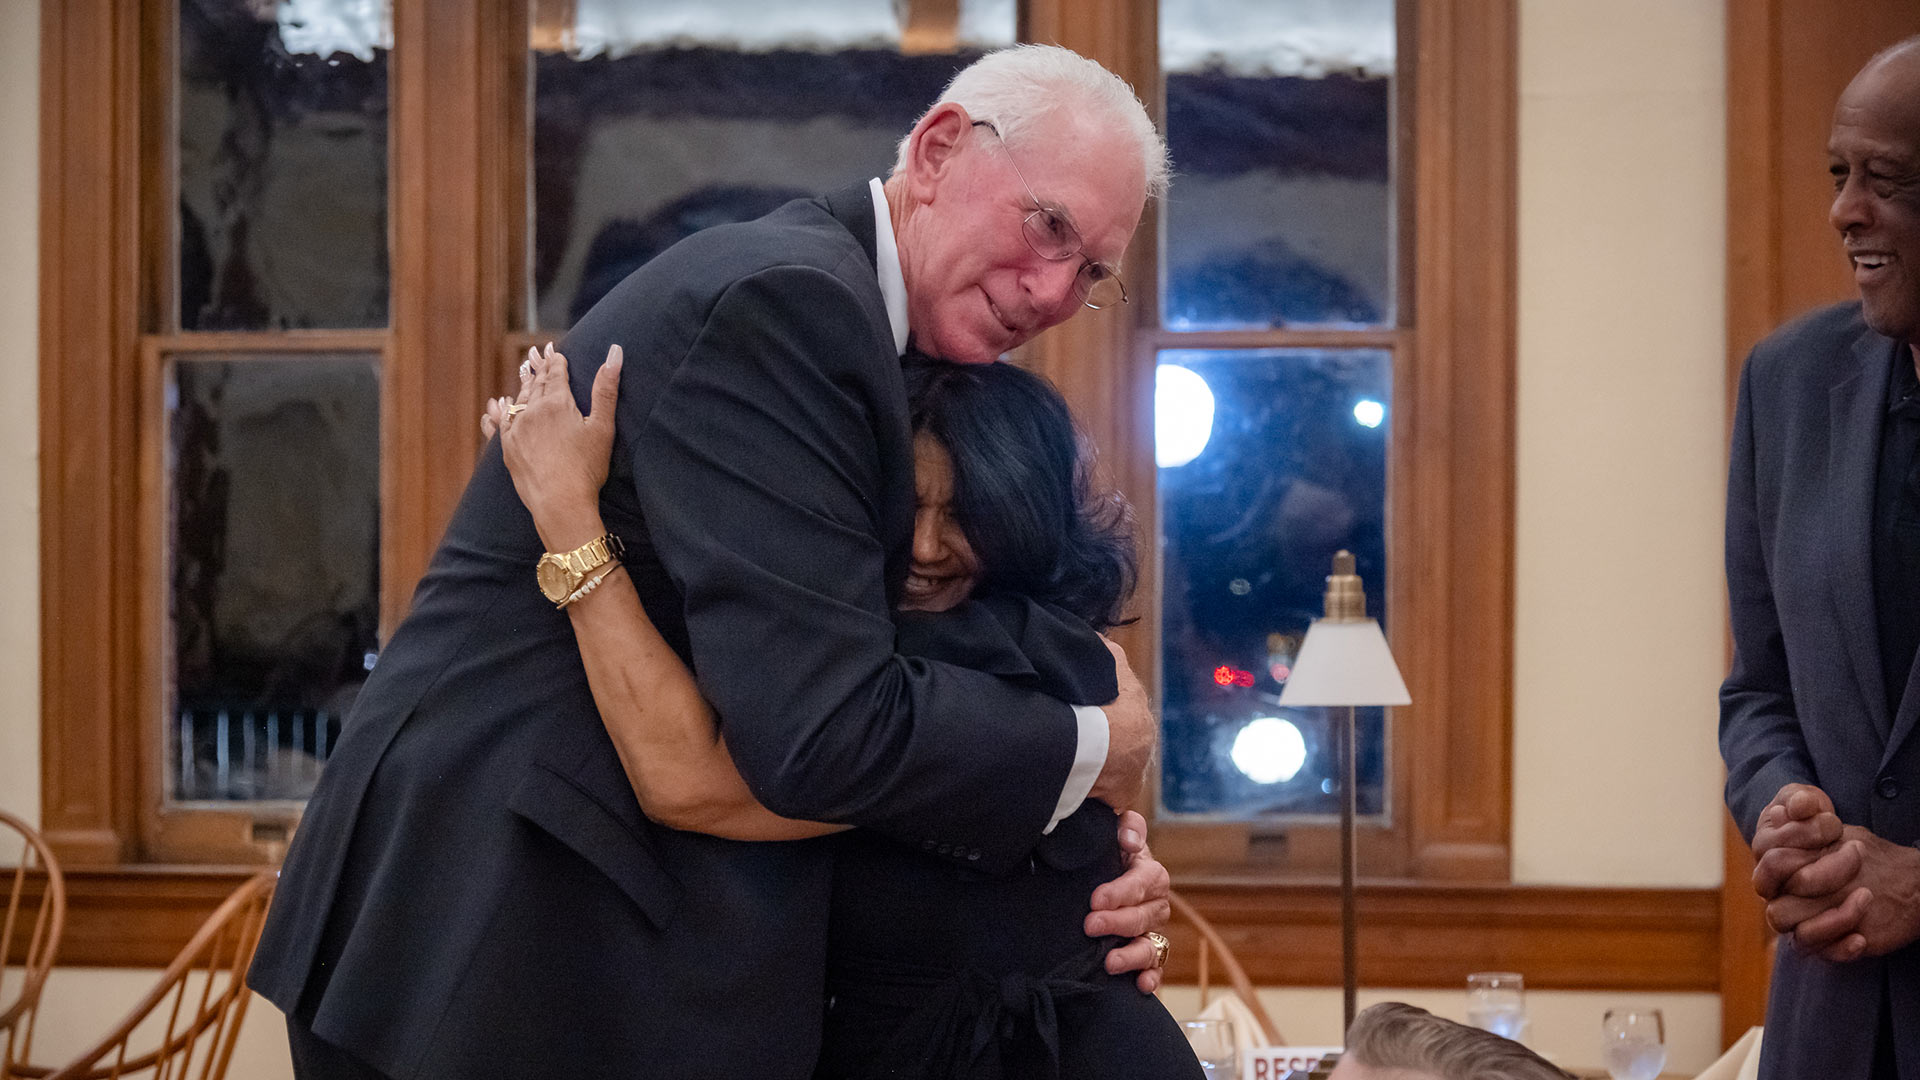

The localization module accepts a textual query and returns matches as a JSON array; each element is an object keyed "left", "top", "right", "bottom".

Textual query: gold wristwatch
[{"left": 536, "top": 533, "right": 624, "bottom": 604}]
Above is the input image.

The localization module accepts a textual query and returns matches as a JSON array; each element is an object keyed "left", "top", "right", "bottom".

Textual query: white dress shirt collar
[{"left": 869, "top": 177, "right": 910, "bottom": 357}]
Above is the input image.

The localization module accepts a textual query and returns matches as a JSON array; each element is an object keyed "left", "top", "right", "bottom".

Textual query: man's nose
[
  {"left": 1831, "top": 175, "right": 1872, "bottom": 236},
  {"left": 1023, "top": 257, "right": 1082, "bottom": 316}
]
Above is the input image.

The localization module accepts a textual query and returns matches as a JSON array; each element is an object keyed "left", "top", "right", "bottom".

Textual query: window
[{"left": 1017, "top": 0, "right": 1515, "bottom": 883}]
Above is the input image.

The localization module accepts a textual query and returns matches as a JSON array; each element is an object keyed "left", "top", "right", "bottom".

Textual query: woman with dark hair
[{"left": 486, "top": 350, "right": 1200, "bottom": 1079}]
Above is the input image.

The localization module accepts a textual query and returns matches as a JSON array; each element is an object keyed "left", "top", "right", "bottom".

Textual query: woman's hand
[{"left": 486, "top": 342, "right": 624, "bottom": 552}]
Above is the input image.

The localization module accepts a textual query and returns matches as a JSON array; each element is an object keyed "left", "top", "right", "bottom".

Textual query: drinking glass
[
  {"left": 1465, "top": 971, "right": 1527, "bottom": 1040},
  {"left": 1602, "top": 1007, "right": 1667, "bottom": 1080},
  {"left": 1183, "top": 1018, "right": 1238, "bottom": 1078}
]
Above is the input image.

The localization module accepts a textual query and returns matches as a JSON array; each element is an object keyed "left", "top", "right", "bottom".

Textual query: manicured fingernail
[
  {"left": 526, "top": 347, "right": 538, "bottom": 366},
  {"left": 1122, "top": 829, "right": 1141, "bottom": 846},
  {"left": 608, "top": 343, "right": 623, "bottom": 365}
]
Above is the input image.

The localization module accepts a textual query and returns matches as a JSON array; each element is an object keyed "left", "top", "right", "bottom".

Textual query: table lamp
[{"left": 1276, "top": 550, "right": 1409, "bottom": 1033}]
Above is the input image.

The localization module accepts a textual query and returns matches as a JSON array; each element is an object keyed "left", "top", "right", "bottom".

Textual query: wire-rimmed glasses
[{"left": 971, "top": 120, "right": 1129, "bottom": 310}]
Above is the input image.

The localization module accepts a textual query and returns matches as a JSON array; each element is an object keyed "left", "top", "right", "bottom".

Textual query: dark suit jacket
[
  {"left": 1722, "top": 301, "right": 1920, "bottom": 1079},
  {"left": 249, "top": 184, "right": 1090, "bottom": 1080}
]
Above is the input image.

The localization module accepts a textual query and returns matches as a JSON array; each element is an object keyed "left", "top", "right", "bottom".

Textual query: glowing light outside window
[
  {"left": 1212, "top": 665, "right": 1255, "bottom": 688},
  {"left": 1353, "top": 398, "right": 1385, "bottom": 428},
  {"left": 1156, "top": 364, "right": 1216, "bottom": 468},
  {"left": 1231, "top": 716, "right": 1308, "bottom": 784}
]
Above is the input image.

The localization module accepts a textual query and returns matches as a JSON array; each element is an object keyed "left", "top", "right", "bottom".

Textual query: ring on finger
[
  {"left": 505, "top": 402, "right": 528, "bottom": 417},
  {"left": 1146, "top": 931, "right": 1170, "bottom": 969}
]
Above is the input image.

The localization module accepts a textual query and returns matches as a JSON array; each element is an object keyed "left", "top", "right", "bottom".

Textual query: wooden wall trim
[
  {"left": 1721, "top": 0, "right": 1779, "bottom": 1036},
  {"left": 1725, "top": 0, "right": 1783, "bottom": 397},
  {"left": 1400, "top": 0, "right": 1518, "bottom": 882},
  {"left": 44, "top": 869, "right": 1716, "bottom": 992},
  {"left": 39, "top": 0, "right": 143, "bottom": 867},
  {"left": 384, "top": 0, "right": 523, "bottom": 629},
  {"left": 1170, "top": 883, "right": 1719, "bottom": 991}
]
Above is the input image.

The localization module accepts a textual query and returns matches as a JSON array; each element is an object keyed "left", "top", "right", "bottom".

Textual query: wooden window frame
[
  {"left": 39, "top": 0, "right": 1720, "bottom": 997},
  {"left": 41, "top": 0, "right": 523, "bottom": 867},
  {"left": 1023, "top": 0, "right": 1513, "bottom": 884}
]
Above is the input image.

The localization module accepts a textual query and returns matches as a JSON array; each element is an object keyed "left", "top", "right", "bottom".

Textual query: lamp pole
[{"left": 1317, "top": 551, "right": 1368, "bottom": 1033}]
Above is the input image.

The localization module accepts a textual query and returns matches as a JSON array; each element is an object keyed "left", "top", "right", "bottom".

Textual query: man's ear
[{"left": 903, "top": 102, "right": 974, "bottom": 202}]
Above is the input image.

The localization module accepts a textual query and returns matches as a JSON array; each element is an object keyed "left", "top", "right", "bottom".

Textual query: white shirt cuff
[{"left": 1045, "top": 704, "right": 1109, "bottom": 833}]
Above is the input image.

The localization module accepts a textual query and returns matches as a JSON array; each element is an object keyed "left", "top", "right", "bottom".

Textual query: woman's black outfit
[{"left": 815, "top": 597, "right": 1203, "bottom": 1080}]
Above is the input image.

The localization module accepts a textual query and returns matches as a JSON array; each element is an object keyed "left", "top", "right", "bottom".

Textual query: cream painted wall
[
  {"left": 1510, "top": 0, "right": 1729, "bottom": 886},
  {"left": 0, "top": 0, "right": 38, "bottom": 827},
  {"left": 4, "top": 0, "right": 1733, "bottom": 1072}
]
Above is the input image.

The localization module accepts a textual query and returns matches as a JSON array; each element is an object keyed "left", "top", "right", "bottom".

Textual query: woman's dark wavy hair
[{"left": 902, "top": 357, "right": 1137, "bottom": 631}]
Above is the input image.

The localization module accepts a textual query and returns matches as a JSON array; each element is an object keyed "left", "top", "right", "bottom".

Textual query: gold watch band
[
  {"left": 536, "top": 532, "right": 626, "bottom": 603},
  {"left": 564, "top": 535, "right": 617, "bottom": 576}
]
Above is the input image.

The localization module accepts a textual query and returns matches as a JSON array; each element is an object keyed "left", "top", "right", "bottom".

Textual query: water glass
[
  {"left": 1602, "top": 1007, "right": 1666, "bottom": 1080},
  {"left": 1182, "top": 1018, "right": 1238, "bottom": 1079},
  {"left": 1465, "top": 971, "right": 1527, "bottom": 1040}
]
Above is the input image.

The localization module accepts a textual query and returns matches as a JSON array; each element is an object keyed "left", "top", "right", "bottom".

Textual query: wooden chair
[
  {"left": 12, "top": 871, "right": 275, "bottom": 1080},
  {"left": 1, "top": 810, "right": 66, "bottom": 1080},
  {"left": 1170, "top": 889, "right": 1284, "bottom": 1045}
]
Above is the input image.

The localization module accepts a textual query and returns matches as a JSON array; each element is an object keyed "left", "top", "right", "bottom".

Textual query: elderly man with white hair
[{"left": 250, "top": 44, "right": 1177, "bottom": 1080}]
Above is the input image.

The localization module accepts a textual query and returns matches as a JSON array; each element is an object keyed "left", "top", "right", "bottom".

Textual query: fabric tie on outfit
[
  {"left": 823, "top": 940, "right": 1119, "bottom": 1080},
  {"left": 954, "top": 967, "right": 1103, "bottom": 1079}
]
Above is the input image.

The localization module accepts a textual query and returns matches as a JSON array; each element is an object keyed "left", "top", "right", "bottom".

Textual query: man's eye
[
  {"left": 1038, "top": 211, "right": 1071, "bottom": 243},
  {"left": 1083, "top": 262, "right": 1112, "bottom": 283}
]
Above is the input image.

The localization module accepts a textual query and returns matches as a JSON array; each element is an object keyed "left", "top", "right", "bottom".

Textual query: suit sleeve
[
  {"left": 1720, "top": 352, "right": 1817, "bottom": 842},
  {"left": 624, "top": 264, "right": 1081, "bottom": 873}
]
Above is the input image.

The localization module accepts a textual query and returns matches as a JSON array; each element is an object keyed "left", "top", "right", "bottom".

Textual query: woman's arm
[{"left": 490, "top": 345, "right": 846, "bottom": 842}]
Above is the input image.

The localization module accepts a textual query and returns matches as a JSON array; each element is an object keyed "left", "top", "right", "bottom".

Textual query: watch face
[{"left": 537, "top": 556, "right": 574, "bottom": 601}]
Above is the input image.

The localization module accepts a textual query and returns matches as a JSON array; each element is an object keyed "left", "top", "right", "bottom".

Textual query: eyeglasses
[{"left": 971, "top": 120, "right": 1129, "bottom": 310}]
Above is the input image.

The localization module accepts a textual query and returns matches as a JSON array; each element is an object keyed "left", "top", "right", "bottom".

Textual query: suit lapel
[
  {"left": 1829, "top": 331, "right": 1894, "bottom": 744},
  {"left": 821, "top": 181, "right": 879, "bottom": 271},
  {"left": 1885, "top": 345, "right": 1920, "bottom": 762}
]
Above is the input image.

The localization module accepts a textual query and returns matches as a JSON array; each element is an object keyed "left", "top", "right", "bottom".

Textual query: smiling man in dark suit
[
  {"left": 250, "top": 45, "right": 1175, "bottom": 1080},
  {"left": 1722, "top": 35, "right": 1920, "bottom": 1080}
]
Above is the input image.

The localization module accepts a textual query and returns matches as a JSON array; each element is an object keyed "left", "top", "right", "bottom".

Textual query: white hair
[{"left": 893, "top": 44, "right": 1171, "bottom": 200}]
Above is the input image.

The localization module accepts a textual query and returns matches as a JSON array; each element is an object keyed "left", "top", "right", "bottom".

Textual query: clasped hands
[{"left": 1751, "top": 783, "right": 1920, "bottom": 961}]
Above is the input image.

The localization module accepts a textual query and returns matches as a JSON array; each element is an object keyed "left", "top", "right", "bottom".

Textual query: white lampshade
[{"left": 1276, "top": 618, "right": 1410, "bottom": 707}]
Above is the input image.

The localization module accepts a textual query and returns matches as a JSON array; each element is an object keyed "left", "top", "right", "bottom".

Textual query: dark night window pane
[
  {"left": 1159, "top": 1, "right": 1395, "bottom": 330},
  {"left": 168, "top": 355, "right": 380, "bottom": 803},
  {"left": 179, "top": 0, "right": 391, "bottom": 330},
  {"left": 531, "top": 0, "right": 1013, "bottom": 331},
  {"left": 1156, "top": 348, "right": 1390, "bottom": 820}
]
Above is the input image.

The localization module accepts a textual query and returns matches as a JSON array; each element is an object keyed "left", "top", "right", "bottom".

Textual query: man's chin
[
  {"left": 1859, "top": 295, "right": 1920, "bottom": 348},
  {"left": 919, "top": 322, "right": 1006, "bottom": 365}
]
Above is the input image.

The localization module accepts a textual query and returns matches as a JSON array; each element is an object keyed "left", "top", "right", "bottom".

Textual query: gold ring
[
  {"left": 505, "top": 403, "right": 528, "bottom": 416},
  {"left": 1146, "top": 931, "right": 1170, "bottom": 969}
]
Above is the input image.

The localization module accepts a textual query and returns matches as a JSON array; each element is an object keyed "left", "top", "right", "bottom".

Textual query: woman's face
[{"left": 901, "top": 433, "right": 982, "bottom": 612}]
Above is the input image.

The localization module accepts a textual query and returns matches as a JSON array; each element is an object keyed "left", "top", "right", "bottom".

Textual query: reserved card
[{"left": 1244, "top": 1045, "right": 1344, "bottom": 1078}]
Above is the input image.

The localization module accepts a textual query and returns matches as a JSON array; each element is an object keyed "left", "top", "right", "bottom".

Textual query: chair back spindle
[
  {"left": 1170, "top": 890, "right": 1284, "bottom": 1046},
  {"left": 0, "top": 810, "right": 66, "bottom": 1080}
]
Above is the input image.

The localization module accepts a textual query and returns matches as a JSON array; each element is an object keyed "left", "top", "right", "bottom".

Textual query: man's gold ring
[
  {"left": 505, "top": 403, "right": 529, "bottom": 417},
  {"left": 1146, "top": 931, "right": 1170, "bottom": 969}
]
